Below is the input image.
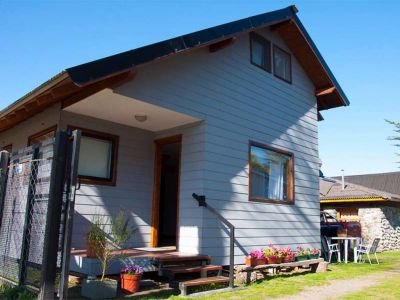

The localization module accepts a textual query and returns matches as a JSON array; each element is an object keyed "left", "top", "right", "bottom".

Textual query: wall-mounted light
[{"left": 134, "top": 114, "right": 147, "bottom": 122}]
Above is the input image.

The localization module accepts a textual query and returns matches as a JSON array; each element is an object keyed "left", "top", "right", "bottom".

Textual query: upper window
[
  {"left": 250, "top": 33, "right": 271, "bottom": 72},
  {"left": 70, "top": 127, "right": 119, "bottom": 186},
  {"left": 28, "top": 126, "right": 57, "bottom": 146},
  {"left": 273, "top": 45, "right": 292, "bottom": 83},
  {"left": 249, "top": 141, "right": 294, "bottom": 204}
]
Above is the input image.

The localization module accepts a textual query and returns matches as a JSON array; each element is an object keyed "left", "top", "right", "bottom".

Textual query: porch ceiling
[{"left": 63, "top": 89, "right": 201, "bottom": 131}]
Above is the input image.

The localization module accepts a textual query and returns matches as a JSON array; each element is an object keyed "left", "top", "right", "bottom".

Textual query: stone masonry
[{"left": 358, "top": 207, "right": 400, "bottom": 251}]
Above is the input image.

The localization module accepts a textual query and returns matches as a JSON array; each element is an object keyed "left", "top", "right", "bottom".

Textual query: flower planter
[
  {"left": 121, "top": 274, "right": 142, "bottom": 294},
  {"left": 267, "top": 257, "right": 282, "bottom": 264},
  {"left": 308, "top": 254, "right": 319, "bottom": 260},
  {"left": 283, "top": 256, "right": 295, "bottom": 263},
  {"left": 254, "top": 258, "right": 266, "bottom": 266},
  {"left": 81, "top": 278, "right": 118, "bottom": 299},
  {"left": 295, "top": 255, "right": 308, "bottom": 262},
  {"left": 245, "top": 257, "right": 266, "bottom": 266}
]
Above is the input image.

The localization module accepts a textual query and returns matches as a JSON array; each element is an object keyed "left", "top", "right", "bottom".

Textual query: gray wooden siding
[
  {"left": 59, "top": 111, "right": 155, "bottom": 249},
  {"left": 0, "top": 103, "right": 61, "bottom": 150},
  {"left": 1, "top": 26, "right": 321, "bottom": 265},
  {"left": 116, "top": 27, "right": 320, "bottom": 265}
]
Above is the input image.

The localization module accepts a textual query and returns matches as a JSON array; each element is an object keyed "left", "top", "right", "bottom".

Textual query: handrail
[{"left": 192, "top": 193, "right": 235, "bottom": 289}]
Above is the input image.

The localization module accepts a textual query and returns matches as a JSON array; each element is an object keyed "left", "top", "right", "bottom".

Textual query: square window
[
  {"left": 249, "top": 141, "right": 294, "bottom": 203},
  {"left": 273, "top": 45, "right": 292, "bottom": 83},
  {"left": 69, "top": 127, "right": 118, "bottom": 186},
  {"left": 250, "top": 33, "right": 271, "bottom": 72},
  {"left": 28, "top": 126, "right": 57, "bottom": 146}
]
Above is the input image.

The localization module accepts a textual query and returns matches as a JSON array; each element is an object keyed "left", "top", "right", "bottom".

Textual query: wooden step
[
  {"left": 155, "top": 254, "right": 211, "bottom": 265},
  {"left": 179, "top": 276, "right": 229, "bottom": 296},
  {"left": 163, "top": 264, "right": 222, "bottom": 275}
]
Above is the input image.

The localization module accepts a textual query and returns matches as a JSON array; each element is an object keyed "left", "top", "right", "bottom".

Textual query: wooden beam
[
  {"left": 316, "top": 86, "right": 336, "bottom": 97},
  {"left": 61, "top": 70, "right": 135, "bottom": 109},
  {"left": 209, "top": 37, "right": 236, "bottom": 53},
  {"left": 0, "top": 70, "right": 135, "bottom": 133}
]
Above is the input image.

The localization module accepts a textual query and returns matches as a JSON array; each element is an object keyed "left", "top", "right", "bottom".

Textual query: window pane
[
  {"left": 274, "top": 47, "right": 291, "bottom": 82},
  {"left": 29, "top": 128, "right": 56, "bottom": 145},
  {"left": 250, "top": 145, "right": 291, "bottom": 201},
  {"left": 250, "top": 35, "right": 271, "bottom": 72},
  {"left": 251, "top": 39, "right": 264, "bottom": 67},
  {"left": 78, "top": 136, "right": 112, "bottom": 179}
]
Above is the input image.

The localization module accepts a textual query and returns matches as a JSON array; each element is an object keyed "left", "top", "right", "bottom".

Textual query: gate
[{"left": 0, "top": 130, "right": 81, "bottom": 299}]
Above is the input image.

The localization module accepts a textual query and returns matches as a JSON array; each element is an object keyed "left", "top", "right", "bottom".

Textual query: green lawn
[{"left": 167, "top": 251, "right": 400, "bottom": 300}]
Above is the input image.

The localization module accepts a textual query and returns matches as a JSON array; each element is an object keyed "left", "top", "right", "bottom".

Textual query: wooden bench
[{"left": 235, "top": 258, "right": 325, "bottom": 284}]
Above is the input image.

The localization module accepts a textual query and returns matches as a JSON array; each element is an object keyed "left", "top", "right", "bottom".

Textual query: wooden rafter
[{"left": 0, "top": 70, "right": 135, "bottom": 132}]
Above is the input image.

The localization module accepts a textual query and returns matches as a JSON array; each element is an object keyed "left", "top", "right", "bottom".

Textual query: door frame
[{"left": 150, "top": 134, "right": 182, "bottom": 248}]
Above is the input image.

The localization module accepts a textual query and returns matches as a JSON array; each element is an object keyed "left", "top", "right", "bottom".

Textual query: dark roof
[
  {"left": 0, "top": 5, "right": 349, "bottom": 132},
  {"left": 66, "top": 5, "right": 349, "bottom": 109},
  {"left": 332, "top": 172, "right": 400, "bottom": 196},
  {"left": 320, "top": 177, "right": 400, "bottom": 201}
]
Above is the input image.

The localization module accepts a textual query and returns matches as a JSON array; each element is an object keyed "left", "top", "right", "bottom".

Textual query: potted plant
[
  {"left": 81, "top": 211, "right": 136, "bottom": 299},
  {"left": 308, "top": 248, "right": 320, "bottom": 259},
  {"left": 86, "top": 215, "right": 106, "bottom": 258},
  {"left": 120, "top": 265, "right": 144, "bottom": 294},
  {"left": 263, "top": 244, "right": 282, "bottom": 264},
  {"left": 295, "top": 246, "right": 308, "bottom": 261},
  {"left": 249, "top": 250, "right": 266, "bottom": 266},
  {"left": 280, "top": 247, "right": 295, "bottom": 263}
]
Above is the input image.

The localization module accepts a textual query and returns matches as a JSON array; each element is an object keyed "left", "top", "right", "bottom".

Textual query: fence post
[
  {"left": 0, "top": 151, "right": 10, "bottom": 228},
  {"left": 59, "top": 130, "right": 81, "bottom": 300},
  {"left": 19, "top": 146, "right": 40, "bottom": 285},
  {"left": 39, "top": 132, "right": 68, "bottom": 300}
]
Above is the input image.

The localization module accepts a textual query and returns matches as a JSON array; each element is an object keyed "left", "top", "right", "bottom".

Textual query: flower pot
[
  {"left": 267, "top": 257, "right": 282, "bottom": 264},
  {"left": 308, "top": 254, "right": 319, "bottom": 260},
  {"left": 121, "top": 274, "right": 142, "bottom": 294},
  {"left": 86, "top": 239, "right": 104, "bottom": 258},
  {"left": 283, "top": 256, "right": 295, "bottom": 263},
  {"left": 295, "top": 255, "right": 308, "bottom": 262},
  {"left": 254, "top": 258, "right": 266, "bottom": 266},
  {"left": 81, "top": 278, "right": 118, "bottom": 299},
  {"left": 245, "top": 256, "right": 252, "bottom": 266}
]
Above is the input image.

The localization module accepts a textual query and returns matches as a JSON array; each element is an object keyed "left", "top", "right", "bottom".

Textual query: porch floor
[{"left": 70, "top": 248, "right": 210, "bottom": 276}]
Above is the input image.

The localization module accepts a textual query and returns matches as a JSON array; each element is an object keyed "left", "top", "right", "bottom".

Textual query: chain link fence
[{"left": 0, "top": 130, "right": 81, "bottom": 299}]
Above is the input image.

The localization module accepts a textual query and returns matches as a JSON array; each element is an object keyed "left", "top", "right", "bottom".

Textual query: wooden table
[{"left": 331, "top": 237, "right": 361, "bottom": 263}]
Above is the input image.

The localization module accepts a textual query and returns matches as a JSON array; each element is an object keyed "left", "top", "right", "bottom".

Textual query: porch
[{"left": 60, "top": 87, "right": 205, "bottom": 255}]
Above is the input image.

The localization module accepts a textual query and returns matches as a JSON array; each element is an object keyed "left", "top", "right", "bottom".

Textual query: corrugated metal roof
[
  {"left": 320, "top": 177, "right": 400, "bottom": 201},
  {"left": 332, "top": 172, "right": 400, "bottom": 196}
]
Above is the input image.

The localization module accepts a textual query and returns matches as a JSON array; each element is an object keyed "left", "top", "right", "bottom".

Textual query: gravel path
[{"left": 276, "top": 269, "right": 400, "bottom": 300}]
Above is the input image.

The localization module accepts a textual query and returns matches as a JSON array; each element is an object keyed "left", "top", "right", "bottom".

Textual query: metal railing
[{"left": 192, "top": 193, "right": 235, "bottom": 289}]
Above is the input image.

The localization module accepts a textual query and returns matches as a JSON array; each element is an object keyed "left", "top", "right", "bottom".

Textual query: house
[
  {"left": 320, "top": 173, "right": 400, "bottom": 251},
  {"left": 0, "top": 6, "right": 349, "bottom": 266}
]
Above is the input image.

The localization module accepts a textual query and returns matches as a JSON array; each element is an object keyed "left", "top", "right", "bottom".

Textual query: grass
[{"left": 134, "top": 251, "right": 400, "bottom": 300}]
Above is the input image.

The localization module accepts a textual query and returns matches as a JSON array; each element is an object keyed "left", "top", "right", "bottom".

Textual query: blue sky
[{"left": 0, "top": 0, "right": 399, "bottom": 176}]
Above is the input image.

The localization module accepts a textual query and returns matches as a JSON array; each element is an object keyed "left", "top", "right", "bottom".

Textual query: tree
[{"left": 386, "top": 120, "right": 400, "bottom": 166}]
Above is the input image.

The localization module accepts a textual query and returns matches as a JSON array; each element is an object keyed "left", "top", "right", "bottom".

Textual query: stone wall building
[{"left": 320, "top": 172, "right": 400, "bottom": 251}]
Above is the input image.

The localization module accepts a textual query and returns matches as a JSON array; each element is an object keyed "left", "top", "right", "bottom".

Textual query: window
[
  {"left": 337, "top": 208, "right": 359, "bottom": 221},
  {"left": 70, "top": 127, "right": 119, "bottom": 186},
  {"left": 28, "top": 126, "right": 57, "bottom": 146},
  {"left": 249, "top": 141, "right": 294, "bottom": 204},
  {"left": 250, "top": 33, "right": 271, "bottom": 72},
  {"left": 273, "top": 45, "right": 292, "bottom": 83}
]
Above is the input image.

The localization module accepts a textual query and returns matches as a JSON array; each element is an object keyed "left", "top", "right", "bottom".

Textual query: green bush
[{"left": 0, "top": 284, "right": 37, "bottom": 300}]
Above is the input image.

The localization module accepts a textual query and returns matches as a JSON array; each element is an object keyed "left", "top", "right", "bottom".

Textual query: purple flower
[{"left": 121, "top": 265, "right": 144, "bottom": 275}]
